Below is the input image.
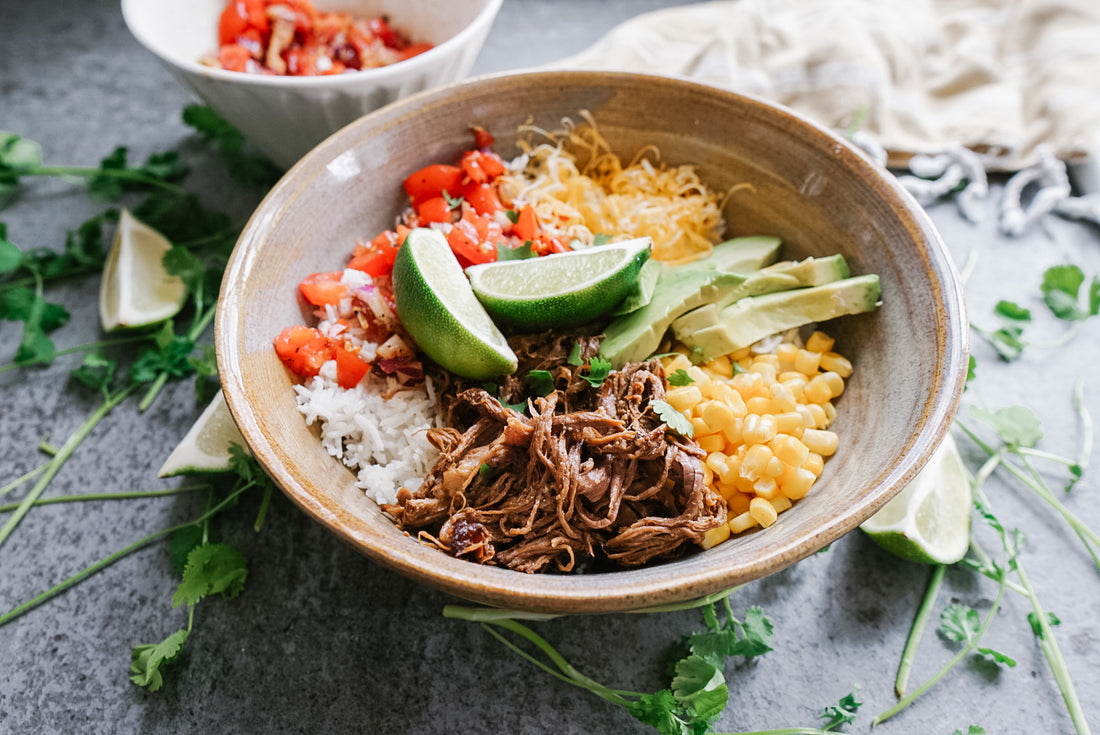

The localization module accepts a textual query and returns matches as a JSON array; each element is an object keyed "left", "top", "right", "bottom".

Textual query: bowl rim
[
  {"left": 216, "top": 69, "right": 969, "bottom": 613},
  {"left": 120, "top": 0, "right": 503, "bottom": 88}
]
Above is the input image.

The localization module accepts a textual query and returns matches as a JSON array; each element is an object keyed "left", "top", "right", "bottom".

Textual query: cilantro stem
[
  {"left": 0, "top": 484, "right": 206, "bottom": 513},
  {"left": 0, "top": 383, "right": 138, "bottom": 552},
  {"left": 443, "top": 605, "right": 562, "bottom": 623},
  {"left": 630, "top": 585, "right": 742, "bottom": 614},
  {"left": 873, "top": 533, "right": 1009, "bottom": 726},
  {"left": 1015, "top": 447, "right": 1081, "bottom": 468},
  {"left": 0, "top": 477, "right": 254, "bottom": 628},
  {"left": 1072, "top": 378, "right": 1092, "bottom": 473},
  {"left": 714, "top": 729, "right": 852, "bottom": 735},
  {"left": 253, "top": 484, "right": 273, "bottom": 532},
  {"left": 37, "top": 439, "right": 60, "bottom": 455},
  {"left": 1, "top": 464, "right": 48, "bottom": 497},
  {"left": 0, "top": 334, "right": 154, "bottom": 373},
  {"left": 1014, "top": 560, "right": 1092, "bottom": 734},
  {"left": 895, "top": 564, "right": 945, "bottom": 698},
  {"left": 16, "top": 166, "right": 187, "bottom": 195},
  {"left": 966, "top": 539, "right": 1027, "bottom": 596}
]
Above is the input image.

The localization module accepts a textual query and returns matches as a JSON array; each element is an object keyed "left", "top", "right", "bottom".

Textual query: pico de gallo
[
  {"left": 273, "top": 126, "right": 562, "bottom": 390},
  {"left": 207, "top": 0, "right": 433, "bottom": 76}
]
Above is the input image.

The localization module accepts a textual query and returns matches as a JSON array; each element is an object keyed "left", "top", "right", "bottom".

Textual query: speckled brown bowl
[{"left": 216, "top": 71, "right": 968, "bottom": 614}]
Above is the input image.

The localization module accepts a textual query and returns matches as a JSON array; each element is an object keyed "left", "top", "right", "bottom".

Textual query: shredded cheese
[{"left": 497, "top": 114, "right": 726, "bottom": 265}]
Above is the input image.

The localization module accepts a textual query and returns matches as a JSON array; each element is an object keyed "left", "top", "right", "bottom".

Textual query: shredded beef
[{"left": 381, "top": 332, "right": 726, "bottom": 573}]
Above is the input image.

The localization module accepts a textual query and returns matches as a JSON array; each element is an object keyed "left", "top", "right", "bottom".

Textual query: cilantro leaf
[
  {"left": 652, "top": 399, "right": 694, "bottom": 438},
  {"left": 503, "top": 209, "right": 519, "bottom": 224},
  {"left": 182, "top": 104, "right": 244, "bottom": 151},
  {"left": 670, "top": 655, "right": 728, "bottom": 720},
  {"left": 625, "top": 689, "right": 687, "bottom": 735},
  {"left": 567, "top": 340, "right": 584, "bottom": 366},
  {"left": 70, "top": 353, "right": 117, "bottom": 394},
  {"left": 581, "top": 356, "right": 612, "bottom": 387},
  {"left": 1027, "top": 611, "right": 1062, "bottom": 638},
  {"left": 0, "top": 133, "right": 43, "bottom": 209},
  {"left": 994, "top": 300, "right": 1031, "bottom": 322},
  {"left": 496, "top": 240, "right": 534, "bottom": 261},
  {"left": 1041, "top": 265, "right": 1086, "bottom": 321},
  {"left": 88, "top": 147, "right": 129, "bottom": 200},
  {"left": 729, "top": 606, "right": 774, "bottom": 658},
  {"left": 442, "top": 190, "right": 464, "bottom": 209},
  {"left": 820, "top": 687, "right": 861, "bottom": 731},
  {"left": 182, "top": 104, "right": 282, "bottom": 191},
  {"left": 167, "top": 525, "right": 206, "bottom": 575},
  {"left": 0, "top": 287, "right": 70, "bottom": 332},
  {"left": 129, "top": 330, "right": 197, "bottom": 383},
  {"left": 965, "top": 354, "right": 976, "bottom": 387},
  {"left": 0, "top": 222, "right": 20, "bottom": 273},
  {"left": 952, "top": 728, "right": 986, "bottom": 735},
  {"left": 171, "top": 543, "right": 248, "bottom": 608},
  {"left": 939, "top": 603, "right": 980, "bottom": 643},
  {"left": 976, "top": 646, "right": 1016, "bottom": 667},
  {"left": 592, "top": 233, "right": 612, "bottom": 246},
  {"left": 526, "top": 369, "right": 555, "bottom": 396},
  {"left": 667, "top": 369, "right": 695, "bottom": 386},
  {"left": 130, "top": 628, "right": 189, "bottom": 692},
  {"left": 970, "top": 405, "right": 1042, "bottom": 448}
]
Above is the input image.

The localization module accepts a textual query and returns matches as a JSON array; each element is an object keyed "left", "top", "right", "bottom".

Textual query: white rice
[{"left": 292, "top": 360, "right": 441, "bottom": 506}]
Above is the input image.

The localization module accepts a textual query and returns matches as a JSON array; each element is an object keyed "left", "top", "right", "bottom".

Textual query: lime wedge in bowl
[
  {"left": 392, "top": 227, "right": 518, "bottom": 380},
  {"left": 466, "top": 236, "right": 652, "bottom": 330},
  {"left": 860, "top": 434, "right": 972, "bottom": 564},
  {"left": 158, "top": 390, "right": 248, "bottom": 477},
  {"left": 99, "top": 209, "right": 186, "bottom": 331}
]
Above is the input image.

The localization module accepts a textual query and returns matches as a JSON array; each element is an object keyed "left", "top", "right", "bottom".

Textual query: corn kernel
[
  {"left": 770, "top": 383, "right": 798, "bottom": 412},
  {"left": 735, "top": 475, "right": 757, "bottom": 494},
  {"left": 719, "top": 454, "right": 741, "bottom": 484},
  {"left": 804, "top": 452, "right": 825, "bottom": 477},
  {"left": 748, "top": 361, "right": 778, "bottom": 382},
  {"left": 705, "top": 354, "right": 734, "bottom": 378},
  {"left": 805, "top": 331, "right": 835, "bottom": 353},
  {"left": 666, "top": 385, "right": 703, "bottom": 412},
  {"left": 730, "top": 347, "right": 752, "bottom": 361},
  {"left": 727, "top": 491, "right": 752, "bottom": 515},
  {"left": 717, "top": 480, "right": 739, "bottom": 501},
  {"left": 686, "top": 365, "right": 710, "bottom": 385},
  {"left": 804, "top": 375, "right": 833, "bottom": 403},
  {"left": 728, "top": 511, "right": 758, "bottom": 534},
  {"left": 803, "top": 429, "right": 838, "bottom": 456},
  {"left": 772, "top": 433, "right": 810, "bottom": 467},
  {"left": 774, "top": 412, "right": 804, "bottom": 437},
  {"left": 753, "top": 477, "right": 780, "bottom": 499},
  {"left": 794, "top": 348, "right": 822, "bottom": 375},
  {"left": 764, "top": 455, "right": 785, "bottom": 478},
  {"left": 749, "top": 497, "right": 779, "bottom": 527},
  {"left": 821, "top": 371, "right": 845, "bottom": 397},
  {"left": 745, "top": 396, "right": 774, "bottom": 414},
  {"left": 753, "top": 352, "right": 780, "bottom": 367},
  {"left": 732, "top": 371, "right": 764, "bottom": 398},
  {"left": 776, "top": 343, "right": 799, "bottom": 365},
  {"left": 741, "top": 414, "right": 778, "bottom": 444},
  {"left": 736, "top": 357, "right": 754, "bottom": 372},
  {"left": 702, "top": 400, "right": 736, "bottom": 433},
  {"left": 740, "top": 444, "right": 774, "bottom": 480},
  {"left": 698, "top": 433, "right": 726, "bottom": 453},
  {"left": 770, "top": 494, "right": 793, "bottom": 514},
  {"left": 780, "top": 467, "right": 817, "bottom": 499},
  {"left": 721, "top": 417, "right": 743, "bottom": 445},
  {"left": 805, "top": 403, "right": 828, "bottom": 428},
  {"left": 664, "top": 353, "right": 692, "bottom": 373},
  {"left": 691, "top": 417, "right": 709, "bottom": 437},
  {"left": 823, "top": 401, "right": 837, "bottom": 425},
  {"left": 701, "top": 522, "right": 731, "bottom": 549},
  {"left": 820, "top": 352, "right": 852, "bottom": 377},
  {"left": 702, "top": 463, "right": 714, "bottom": 486}
]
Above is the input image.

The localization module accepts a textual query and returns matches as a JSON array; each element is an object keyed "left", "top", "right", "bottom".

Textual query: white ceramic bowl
[{"left": 121, "top": 0, "right": 502, "bottom": 168}]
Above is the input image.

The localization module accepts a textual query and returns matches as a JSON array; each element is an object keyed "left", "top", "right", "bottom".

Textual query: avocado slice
[
  {"left": 600, "top": 266, "right": 749, "bottom": 366},
  {"left": 679, "top": 274, "right": 881, "bottom": 360},
  {"left": 671, "top": 254, "right": 852, "bottom": 338},
  {"left": 688, "top": 235, "right": 782, "bottom": 273}
]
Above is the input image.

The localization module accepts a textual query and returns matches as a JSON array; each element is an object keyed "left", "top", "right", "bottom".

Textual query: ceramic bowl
[
  {"left": 216, "top": 71, "right": 968, "bottom": 614},
  {"left": 121, "top": 0, "right": 502, "bottom": 168}
]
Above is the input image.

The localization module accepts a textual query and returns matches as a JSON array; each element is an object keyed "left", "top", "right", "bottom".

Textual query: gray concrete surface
[{"left": 2, "top": 1, "right": 1098, "bottom": 733}]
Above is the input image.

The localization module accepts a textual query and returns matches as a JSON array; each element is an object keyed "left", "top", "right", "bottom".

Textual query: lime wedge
[
  {"left": 158, "top": 390, "right": 248, "bottom": 477},
  {"left": 99, "top": 209, "right": 186, "bottom": 332},
  {"left": 860, "top": 434, "right": 972, "bottom": 564},
  {"left": 392, "top": 228, "right": 518, "bottom": 380},
  {"left": 466, "top": 237, "right": 652, "bottom": 329}
]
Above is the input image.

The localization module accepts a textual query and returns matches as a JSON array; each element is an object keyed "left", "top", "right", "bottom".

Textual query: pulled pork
[{"left": 381, "top": 333, "right": 727, "bottom": 573}]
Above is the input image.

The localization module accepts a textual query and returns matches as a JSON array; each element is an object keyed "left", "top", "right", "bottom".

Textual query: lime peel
[
  {"left": 466, "top": 236, "right": 652, "bottom": 329},
  {"left": 158, "top": 390, "right": 248, "bottom": 477},
  {"left": 861, "top": 434, "right": 972, "bottom": 564},
  {"left": 99, "top": 208, "right": 186, "bottom": 332}
]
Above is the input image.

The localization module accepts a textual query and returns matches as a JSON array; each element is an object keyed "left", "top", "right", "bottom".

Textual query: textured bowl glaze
[
  {"left": 216, "top": 71, "right": 969, "bottom": 614},
  {"left": 121, "top": 0, "right": 502, "bottom": 168}
]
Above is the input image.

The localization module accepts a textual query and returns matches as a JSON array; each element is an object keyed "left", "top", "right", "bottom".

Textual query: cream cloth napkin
[
  {"left": 555, "top": 0, "right": 1100, "bottom": 172},
  {"left": 553, "top": 0, "right": 1100, "bottom": 232}
]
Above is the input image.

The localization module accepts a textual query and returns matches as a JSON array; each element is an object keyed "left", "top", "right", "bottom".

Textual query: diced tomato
[
  {"left": 512, "top": 204, "right": 540, "bottom": 242},
  {"left": 460, "top": 208, "right": 503, "bottom": 245},
  {"left": 274, "top": 325, "right": 334, "bottom": 378},
  {"left": 417, "top": 196, "right": 453, "bottom": 225},
  {"left": 398, "top": 42, "right": 434, "bottom": 61},
  {"left": 533, "top": 232, "right": 568, "bottom": 256},
  {"left": 298, "top": 271, "right": 348, "bottom": 307},
  {"left": 403, "top": 164, "right": 464, "bottom": 208},
  {"left": 447, "top": 220, "right": 496, "bottom": 265},
  {"left": 347, "top": 231, "right": 402, "bottom": 276},
  {"left": 218, "top": 0, "right": 268, "bottom": 46},
  {"left": 333, "top": 341, "right": 372, "bottom": 389},
  {"left": 460, "top": 181, "right": 503, "bottom": 216},
  {"left": 368, "top": 17, "right": 402, "bottom": 48},
  {"left": 471, "top": 125, "right": 495, "bottom": 150},
  {"left": 217, "top": 44, "right": 253, "bottom": 72},
  {"left": 460, "top": 150, "right": 506, "bottom": 184},
  {"left": 285, "top": 48, "right": 317, "bottom": 76}
]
